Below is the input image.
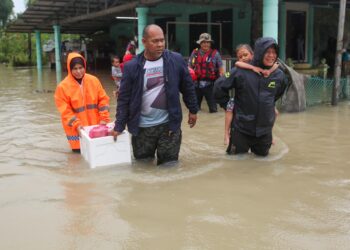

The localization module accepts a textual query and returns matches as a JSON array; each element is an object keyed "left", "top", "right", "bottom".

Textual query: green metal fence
[
  {"left": 222, "top": 59, "right": 350, "bottom": 108},
  {"left": 305, "top": 77, "right": 350, "bottom": 106}
]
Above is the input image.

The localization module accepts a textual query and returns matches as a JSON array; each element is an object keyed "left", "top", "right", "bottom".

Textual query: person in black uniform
[{"left": 214, "top": 37, "right": 288, "bottom": 156}]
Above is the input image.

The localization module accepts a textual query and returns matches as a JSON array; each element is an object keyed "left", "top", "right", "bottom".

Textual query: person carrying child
[
  {"left": 215, "top": 38, "right": 287, "bottom": 156},
  {"left": 224, "top": 44, "right": 279, "bottom": 149}
]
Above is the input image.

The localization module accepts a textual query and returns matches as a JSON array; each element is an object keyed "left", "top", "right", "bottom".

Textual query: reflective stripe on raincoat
[{"left": 54, "top": 52, "right": 110, "bottom": 150}]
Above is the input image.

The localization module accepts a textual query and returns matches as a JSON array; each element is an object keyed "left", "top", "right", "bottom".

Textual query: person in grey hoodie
[{"left": 214, "top": 37, "right": 288, "bottom": 156}]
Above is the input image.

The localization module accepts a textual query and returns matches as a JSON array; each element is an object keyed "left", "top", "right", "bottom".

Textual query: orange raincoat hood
[{"left": 66, "top": 52, "right": 87, "bottom": 81}]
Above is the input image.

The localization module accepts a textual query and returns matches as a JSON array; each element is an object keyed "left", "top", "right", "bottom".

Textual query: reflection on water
[{"left": 0, "top": 65, "right": 350, "bottom": 249}]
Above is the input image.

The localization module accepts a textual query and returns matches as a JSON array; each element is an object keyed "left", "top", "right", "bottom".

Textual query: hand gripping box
[{"left": 80, "top": 123, "right": 132, "bottom": 168}]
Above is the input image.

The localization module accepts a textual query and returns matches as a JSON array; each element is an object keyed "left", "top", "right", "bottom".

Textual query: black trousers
[
  {"left": 227, "top": 129, "right": 272, "bottom": 156},
  {"left": 195, "top": 84, "right": 217, "bottom": 113}
]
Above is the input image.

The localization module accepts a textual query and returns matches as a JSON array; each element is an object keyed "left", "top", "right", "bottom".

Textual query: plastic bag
[{"left": 89, "top": 125, "right": 109, "bottom": 138}]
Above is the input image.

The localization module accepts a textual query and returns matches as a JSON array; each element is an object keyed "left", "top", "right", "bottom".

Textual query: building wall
[
  {"left": 279, "top": 2, "right": 350, "bottom": 68},
  {"left": 232, "top": 4, "right": 252, "bottom": 49},
  {"left": 109, "top": 0, "right": 250, "bottom": 58},
  {"left": 109, "top": 23, "right": 136, "bottom": 57},
  {"left": 108, "top": 0, "right": 350, "bottom": 70},
  {"left": 313, "top": 7, "right": 350, "bottom": 67},
  {"left": 149, "top": 0, "right": 251, "bottom": 56}
]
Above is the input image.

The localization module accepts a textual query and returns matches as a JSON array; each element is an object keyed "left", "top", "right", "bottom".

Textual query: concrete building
[{"left": 5, "top": 0, "right": 350, "bottom": 82}]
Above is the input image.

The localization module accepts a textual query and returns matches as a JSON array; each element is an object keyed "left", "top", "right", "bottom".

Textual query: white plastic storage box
[{"left": 80, "top": 123, "right": 132, "bottom": 168}]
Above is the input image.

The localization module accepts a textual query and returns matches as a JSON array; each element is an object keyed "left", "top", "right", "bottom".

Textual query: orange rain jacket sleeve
[{"left": 54, "top": 52, "right": 110, "bottom": 150}]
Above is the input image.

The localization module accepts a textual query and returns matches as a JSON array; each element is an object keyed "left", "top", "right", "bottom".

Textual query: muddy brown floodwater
[{"left": 1, "top": 65, "right": 350, "bottom": 249}]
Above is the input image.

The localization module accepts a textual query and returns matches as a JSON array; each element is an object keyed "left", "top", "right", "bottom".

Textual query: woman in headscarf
[{"left": 54, "top": 52, "right": 110, "bottom": 153}]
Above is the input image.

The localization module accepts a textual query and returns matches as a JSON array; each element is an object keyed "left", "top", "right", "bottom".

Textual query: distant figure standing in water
[
  {"left": 54, "top": 52, "right": 110, "bottom": 153},
  {"left": 188, "top": 33, "right": 224, "bottom": 113},
  {"left": 112, "top": 24, "right": 198, "bottom": 165},
  {"left": 297, "top": 34, "right": 305, "bottom": 62}
]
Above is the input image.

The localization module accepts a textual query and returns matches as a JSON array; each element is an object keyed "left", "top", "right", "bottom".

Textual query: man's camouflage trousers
[{"left": 131, "top": 123, "right": 182, "bottom": 165}]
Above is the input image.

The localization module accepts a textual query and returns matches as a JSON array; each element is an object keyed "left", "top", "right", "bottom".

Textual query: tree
[
  {"left": 0, "top": 0, "right": 14, "bottom": 27},
  {"left": 26, "top": 0, "right": 37, "bottom": 8}
]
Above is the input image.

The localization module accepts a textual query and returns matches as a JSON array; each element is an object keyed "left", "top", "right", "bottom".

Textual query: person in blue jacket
[
  {"left": 112, "top": 24, "right": 198, "bottom": 165},
  {"left": 214, "top": 37, "right": 288, "bottom": 156}
]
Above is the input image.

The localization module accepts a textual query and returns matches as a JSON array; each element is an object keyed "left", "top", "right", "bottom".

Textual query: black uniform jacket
[{"left": 214, "top": 37, "right": 288, "bottom": 137}]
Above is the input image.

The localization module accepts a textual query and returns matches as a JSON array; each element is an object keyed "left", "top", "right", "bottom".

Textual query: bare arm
[
  {"left": 235, "top": 61, "right": 263, "bottom": 75},
  {"left": 262, "top": 62, "right": 279, "bottom": 77},
  {"left": 219, "top": 66, "right": 225, "bottom": 76}
]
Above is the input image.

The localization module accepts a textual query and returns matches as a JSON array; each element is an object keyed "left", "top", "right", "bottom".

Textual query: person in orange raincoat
[{"left": 54, "top": 52, "right": 110, "bottom": 153}]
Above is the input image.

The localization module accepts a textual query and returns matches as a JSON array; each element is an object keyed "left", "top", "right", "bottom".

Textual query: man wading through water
[
  {"left": 214, "top": 37, "right": 288, "bottom": 156},
  {"left": 112, "top": 24, "right": 198, "bottom": 165}
]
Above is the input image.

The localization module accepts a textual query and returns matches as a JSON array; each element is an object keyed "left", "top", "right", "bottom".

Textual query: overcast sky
[{"left": 13, "top": 0, "right": 26, "bottom": 14}]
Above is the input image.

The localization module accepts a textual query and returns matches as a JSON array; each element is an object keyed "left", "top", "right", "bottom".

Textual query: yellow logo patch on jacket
[{"left": 268, "top": 81, "right": 276, "bottom": 88}]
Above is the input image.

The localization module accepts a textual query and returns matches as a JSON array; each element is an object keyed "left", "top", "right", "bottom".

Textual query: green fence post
[
  {"left": 35, "top": 30, "right": 42, "bottom": 72},
  {"left": 53, "top": 25, "right": 62, "bottom": 84},
  {"left": 279, "top": 1, "right": 286, "bottom": 61},
  {"left": 307, "top": 5, "right": 314, "bottom": 65},
  {"left": 136, "top": 7, "right": 149, "bottom": 53}
]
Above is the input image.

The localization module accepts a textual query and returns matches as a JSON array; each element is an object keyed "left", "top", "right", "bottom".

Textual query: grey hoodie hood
[{"left": 252, "top": 37, "right": 279, "bottom": 68}]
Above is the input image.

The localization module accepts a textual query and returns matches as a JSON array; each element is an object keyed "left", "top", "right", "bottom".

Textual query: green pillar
[
  {"left": 35, "top": 30, "right": 42, "bottom": 71},
  {"left": 28, "top": 32, "right": 32, "bottom": 64},
  {"left": 53, "top": 25, "right": 62, "bottom": 83},
  {"left": 307, "top": 5, "right": 314, "bottom": 65},
  {"left": 233, "top": 6, "right": 251, "bottom": 48},
  {"left": 176, "top": 15, "right": 189, "bottom": 55},
  {"left": 279, "top": 1, "right": 286, "bottom": 61},
  {"left": 136, "top": 7, "right": 149, "bottom": 53},
  {"left": 263, "top": 0, "right": 279, "bottom": 40}
]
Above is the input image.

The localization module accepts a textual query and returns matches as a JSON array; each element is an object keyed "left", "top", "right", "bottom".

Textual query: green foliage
[
  {"left": 12, "top": 53, "right": 31, "bottom": 66},
  {"left": 0, "top": 30, "right": 33, "bottom": 65},
  {"left": 0, "top": 28, "right": 80, "bottom": 66},
  {"left": 0, "top": 29, "right": 49, "bottom": 66},
  {"left": 0, "top": 0, "right": 14, "bottom": 27}
]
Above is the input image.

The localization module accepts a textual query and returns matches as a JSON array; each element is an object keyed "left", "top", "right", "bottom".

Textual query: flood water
[{"left": 1, "top": 65, "right": 350, "bottom": 249}]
